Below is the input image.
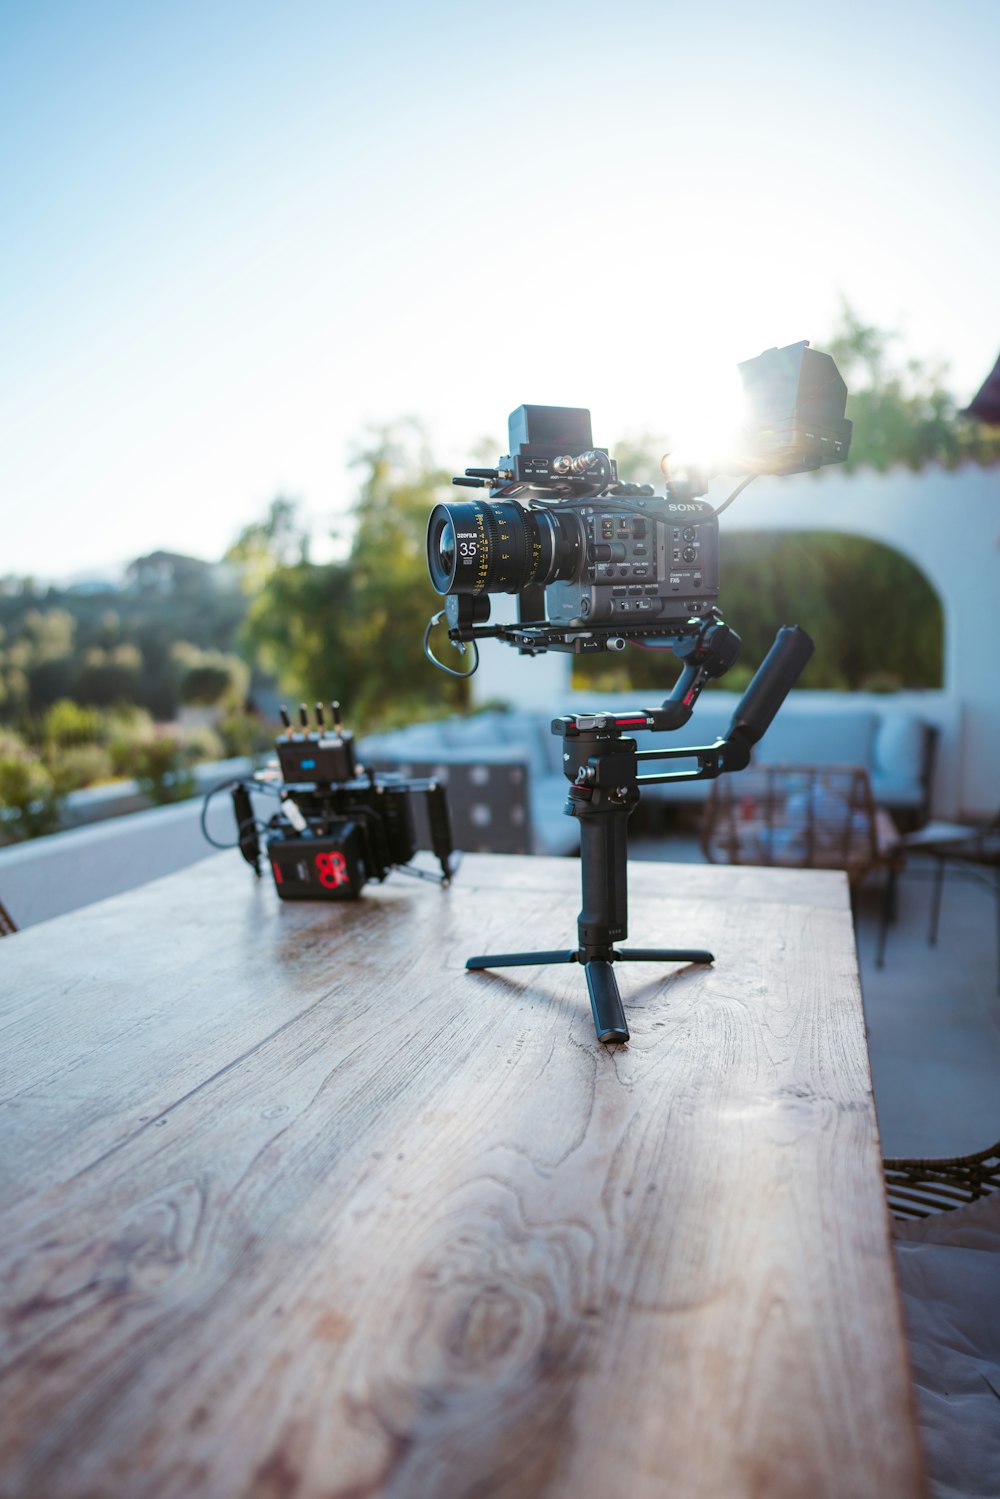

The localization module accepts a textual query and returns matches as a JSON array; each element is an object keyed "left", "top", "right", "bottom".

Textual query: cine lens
[{"left": 426, "top": 500, "right": 579, "bottom": 596}]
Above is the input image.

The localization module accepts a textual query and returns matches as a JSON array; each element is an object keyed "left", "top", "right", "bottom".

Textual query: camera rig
[
  {"left": 422, "top": 340, "right": 852, "bottom": 1043},
  {"left": 203, "top": 700, "right": 457, "bottom": 901},
  {"left": 424, "top": 340, "right": 850, "bottom": 671}
]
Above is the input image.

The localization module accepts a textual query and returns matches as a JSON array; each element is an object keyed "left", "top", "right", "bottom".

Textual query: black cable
[
  {"left": 199, "top": 779, "right": 240, "bottom": 848},
  {"left": 199, "top": 778, "right": 280, "bottom": 849},
  {"left": 530, "top": 495, "right": 654, "bottom": 522},
  {"left": 712, "top": 473, "right": 756, "bottom": 517},
  {"left": 424, "top": 611, "right": 480, "bottom": 678}
]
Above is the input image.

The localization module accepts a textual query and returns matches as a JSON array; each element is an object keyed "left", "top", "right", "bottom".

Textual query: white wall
[
  {"left": 472, "top": 464, "right": 1000, "bottom": 817},
  {"left": 0, "top": 799, "right": 219, "bottom": 928},
  {"left": 733, "top": 463, "right": 999, "bottom": 818},
  {"left": 470, "top": 631, "right": 576, "bottom": 712}
]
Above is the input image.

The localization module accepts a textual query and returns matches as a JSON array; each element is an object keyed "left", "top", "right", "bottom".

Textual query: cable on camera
[
  {"left": 712, "top": 473, "right": 756, "bottom": 517},
  {"left": 423, "top": 610, "right": 480, "bottom": 678},
  {"left": 199, "top": 777, "right": 278, "bottom": 849}
]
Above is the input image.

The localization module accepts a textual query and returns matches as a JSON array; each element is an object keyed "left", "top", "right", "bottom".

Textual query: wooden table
[{"left": 0, "top": 852, "right": 927, "bottom": 1498}]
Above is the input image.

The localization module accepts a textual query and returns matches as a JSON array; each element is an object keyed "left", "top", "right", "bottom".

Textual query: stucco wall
[{"left": 471, "top": 464, "right": 1000, "bottom": 818}]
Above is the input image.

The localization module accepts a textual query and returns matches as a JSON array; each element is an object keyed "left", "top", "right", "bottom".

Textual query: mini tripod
[{"left": 466, "top": 624, "right": 814, "bottom": 1043}]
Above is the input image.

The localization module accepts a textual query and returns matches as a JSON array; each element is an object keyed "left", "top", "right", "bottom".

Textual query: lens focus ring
[
  {"left": 427, "top": 500, "right": 530, "bottom": 595},
  {"left": 427, "top": 499, "right": 580, "bottom": 596}
]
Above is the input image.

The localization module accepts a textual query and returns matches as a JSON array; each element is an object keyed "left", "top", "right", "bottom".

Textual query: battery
[{"left": 267, "top": 824, "right": 368, "bottom": 900}]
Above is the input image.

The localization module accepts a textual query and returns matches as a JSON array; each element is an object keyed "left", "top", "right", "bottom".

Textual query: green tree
[
  {"left": 77, "top": 643, "right": 143, "bottom": 706},
  {"left": 0, "top": 728, "right": 61, "bottom": 841},
  {"left": 226, "top": 496, "right": 308, "bottom": 586},
  {"left": 716, "top": 531, "right": 942, "bottom": 691},
  {"left": 171, "top": 643, "right": 250, "bottom": 709},
  {"left": 827, "top": 301, "right": 1000, "bottom": 471},
  {"left": 43, "top": 699, "right": 103, "bottom": 747},
  {"left": 234, "top": 428, "right": 470, "bottom": 728}
]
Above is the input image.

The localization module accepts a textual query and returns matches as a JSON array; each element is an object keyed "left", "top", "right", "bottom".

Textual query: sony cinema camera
[
  {"left": 421, "top": 340, "right": 854, "bottom": 1045},
  {"left": 425, "top": 340, "right": 851, "bottom": 663},
  {"left": 209, "top": 701, "right": 456, "bottom": 900}
]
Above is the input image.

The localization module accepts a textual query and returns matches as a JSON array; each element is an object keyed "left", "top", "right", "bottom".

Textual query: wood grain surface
[{"left": 0, "top": 852, "right": 927, "bottom": 1499}]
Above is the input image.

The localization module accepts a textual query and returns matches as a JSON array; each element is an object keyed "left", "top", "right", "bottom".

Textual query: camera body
[
  {"left": 543, "top": 489, "right": 720, "bottom": 629},
  {"left": 227, "top": 704, "right": 456, "bottom": 900},
  {"left": 426, "top": 341, "right": 850, "bottom": 655}
]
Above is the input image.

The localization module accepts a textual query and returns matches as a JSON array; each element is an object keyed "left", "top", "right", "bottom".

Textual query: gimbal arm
[
  {"left": 635, "top": 625, "right": 815, "bottom": 786},
  {"left": 559, "top": 624, "right": 814, "bottom": 790}
]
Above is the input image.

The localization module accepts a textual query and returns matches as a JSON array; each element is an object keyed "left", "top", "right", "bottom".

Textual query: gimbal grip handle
[{"left": 727, "top": 626, "right": 814, "bottom": 747}]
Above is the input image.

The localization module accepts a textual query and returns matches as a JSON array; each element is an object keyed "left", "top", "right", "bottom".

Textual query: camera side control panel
[
  {"left": 663, "top": 500, "right": 720, "bottom": 615},
  {"left": 586, "top": 512, "right": 661, "bottom": 609},
  {"left": 545, "top": 502, "right": 720, "bottom": 625}
]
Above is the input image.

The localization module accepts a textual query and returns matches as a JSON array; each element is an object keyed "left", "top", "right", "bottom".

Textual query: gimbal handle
[
  {"left": 565, "top": 624, "right": 815, "bottom": 790},
  {"left": 726, "top": 625, "right": 815, "bottom": 747}
]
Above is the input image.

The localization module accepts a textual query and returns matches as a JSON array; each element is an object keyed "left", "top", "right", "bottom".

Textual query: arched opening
[{"left": 571, "top": 530, "right": 944, "bottom": 695}]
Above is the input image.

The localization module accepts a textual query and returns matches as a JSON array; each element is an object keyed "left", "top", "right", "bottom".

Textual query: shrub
[
  {"left": 0, "top": 731, "right": 61, "bottom": 841},
  {"left": 216, "top": 709, "right": 267, "bottom": 759},
  {"left": 49, "top": 743, "right": 115, "bottom": 794},
  {"left": 43, "top": 698, "right": 103, "bottom": 748},
  {"left": 177, "top": 725, "right": 225, "bottom": 766},
  {"left": 106, "top": 708, "right": 157, "bottom": 777},
  {"left": 126, "top": 736, "right": 196, "bottom": 805}
]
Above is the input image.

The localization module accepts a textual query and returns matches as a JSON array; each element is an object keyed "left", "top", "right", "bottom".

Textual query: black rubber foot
[
  {"left": 615, "top": 948, "right": 714, "bottom": 964},
  {"left": 585, "top": 959, "right": 629, "bottom": 1043},
  {"left": 466, "top": 950, "right": 576, "bottom": 970}
]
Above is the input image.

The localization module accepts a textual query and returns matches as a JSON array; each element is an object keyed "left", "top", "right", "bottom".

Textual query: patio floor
[{"left": 630, "top": 832, "right": 1000, "bottom": 1160}]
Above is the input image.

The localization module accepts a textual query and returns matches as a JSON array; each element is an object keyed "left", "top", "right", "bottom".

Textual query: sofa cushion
[
  {"left": 362, "top": 721, "right": 451, "bottom": 758},
  {"left": 530, "top": 773, "right": 580, "bottom": 855},
  {"left": 755, "top": 711, "right": 878, "bottom": 768},
  {"left": 874, "top": 713, "right": 927, "bottom": 786},
  {"left": 492, "top": 712, "right": 554, "bottom": 780},
  {"left": 870, "top": 772, "right": 925, "bottom": 811},
  {"left": 439, "top": 710, "right": 506, "bottom": 750}
]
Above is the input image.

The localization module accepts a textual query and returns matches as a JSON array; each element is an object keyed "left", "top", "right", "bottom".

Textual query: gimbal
[{"left": 465, "top": 620, "right": 815, "bottom": 1042}]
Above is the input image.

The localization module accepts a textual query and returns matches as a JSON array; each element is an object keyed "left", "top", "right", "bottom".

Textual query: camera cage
[{"left": 202, "top": 700, "right": 458, "bottom": 899}]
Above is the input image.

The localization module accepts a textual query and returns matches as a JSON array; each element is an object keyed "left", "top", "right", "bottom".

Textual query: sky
[{"left": 2, "top": 0, "right": 999, "bottom": 580}]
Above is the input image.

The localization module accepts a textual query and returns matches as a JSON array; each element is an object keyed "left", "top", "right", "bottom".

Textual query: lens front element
[{"left": 432, "top": 516, "right": 456, "bottom": 586}]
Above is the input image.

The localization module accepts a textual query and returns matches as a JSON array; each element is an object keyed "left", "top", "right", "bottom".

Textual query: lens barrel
[{"left": 427, "top": 500, "right": 579, "bottom": 596}]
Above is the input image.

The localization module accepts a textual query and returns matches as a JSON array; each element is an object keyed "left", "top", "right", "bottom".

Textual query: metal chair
[{"left": 878, "top": 811, "right": 1000, "bottom": 989}]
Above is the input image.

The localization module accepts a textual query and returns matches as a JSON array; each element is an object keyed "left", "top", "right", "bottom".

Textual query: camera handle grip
[
  {"left": 726, "top": 626, "right": 815, "bottom": 748},
  {"left": 424, "top": 780, "right": 457, "bottom": 883},
  {"left": 230, "top": 783, "right": 262, "bottom": 874}
]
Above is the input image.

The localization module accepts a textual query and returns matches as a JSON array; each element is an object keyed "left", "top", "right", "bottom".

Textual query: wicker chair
[
  {"left": 700, "top": 764, "right": 900, "bottom": 900},
  {"left": 884, "top": 1142, "right": 1000, "bottom": 1221}
]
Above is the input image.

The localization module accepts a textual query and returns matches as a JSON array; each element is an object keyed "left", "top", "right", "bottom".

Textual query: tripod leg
[
  {"left": 584, "top": 960, "right": 629, "bottom": 1044},
  {"left": 466, "top": 950, "right": 577, "bottom": 970},
  {"left": 616, "top": 948, "right": 714, "bottom": 964}
]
